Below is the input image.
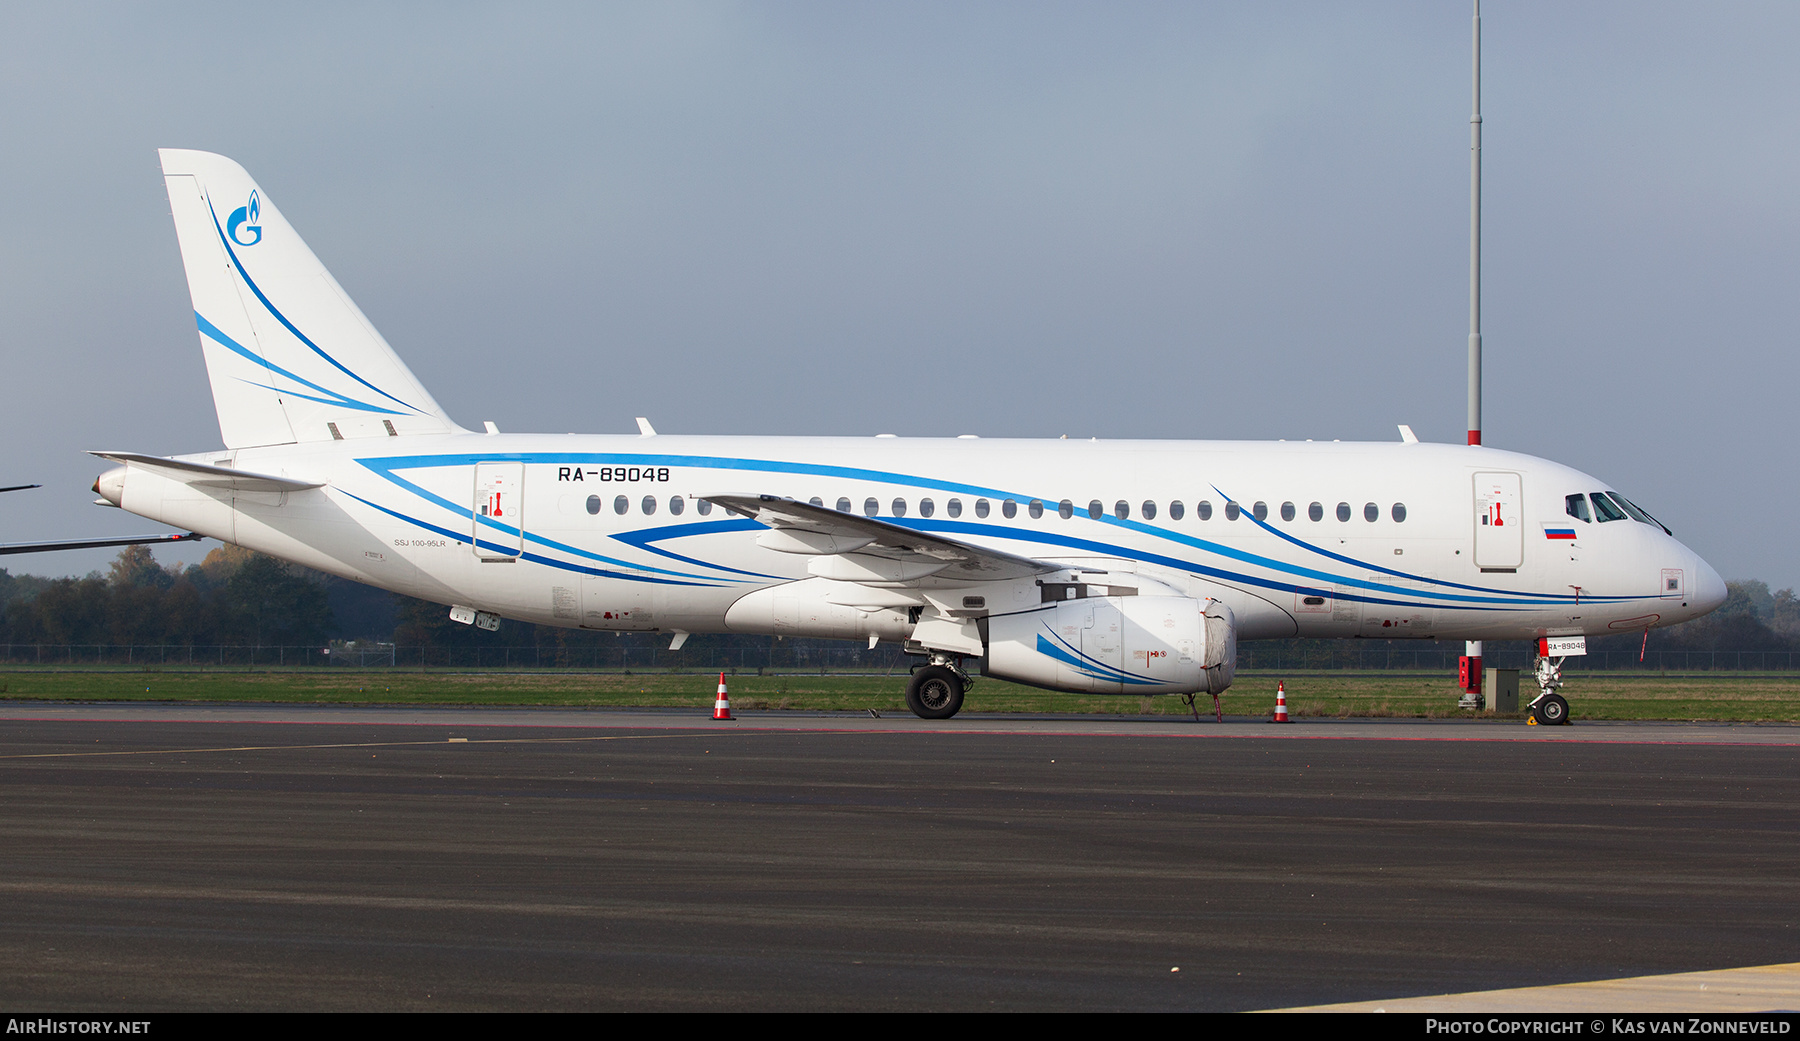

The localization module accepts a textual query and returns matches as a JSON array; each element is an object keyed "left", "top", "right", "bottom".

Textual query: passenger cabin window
[
  {"left": 1141, "top": 500, "right": 1156, "bottom": 520},
  {"left": 1197, "top": 500, "right": 1212, "bottom": 521},
  {"left": 1059, "top": 499, "right": 1075, "bottom": 520},
  {"left": 919, "top": 498, "right": 935, "bottom": 518},
  {"left": 1391, "top": 503, "right": 1407, "bottom": 523},
  {"left": 586, "top": 495, "right": 601, "bottom": 515},
  {"left": 1169, "top": 501, "right": 1184, "bottom": 521},
  {"left": 1115, "top": 500, "right": 1130, "bottom": 520},
  {"left": 669, "top": 496, "right": 685, "bottom": 516},
  {"left": 1028, "top": 499, "right": 1043, "bottom": 519},
  {"left": 837, "top": 497, "right": 852, "bottom": 513},
  {"left": 946, "top": 498, "right": 961, "bottom": 518},
  {"left": 1308, "top": 501, "right": 1323, "bottom": 522},
  {"left": 976, "top": 498, "right": 991, "bottom": 518},
  {"left": 1364, "top": 502, "right": 1379, "bottom": 522},
  {"left": 1086, "top": 500, "right": 1102, "bottom": 520},
  {"left": 642, "top": 495, "right": 657, "bottom": 515},
  {"left": 1252, "top": 501, "right": 1268, "bottom": 522},
  {"left": 1224, "top": 502, "right": 1240, "bottom": 521},
  {"left": 1566, "top": 494, "right": 1590, "bottom": 522},
  {"left": 696, "top": 499, "right": 713, "bottom": 516},
  {"left": 809, "top": 496, "right": 823, "bottom": 507},
  {"left": 864, "top": 497, "right": 879, "bottom": 517},
  {"left": 1336, "top": 502, "right": 1351, "bottom": 522},
  {"left": 613, "top": 495, "right": 629, "bottom": 515},
  {"left": 1280, "top": 502, "right": 1295, "bottom": 522},
  {"left": 1003, "top": 499, "right": 1018, "bottom": 519},
  {"left": 891, "top": 498, "right": 908, "bottom": 517}
]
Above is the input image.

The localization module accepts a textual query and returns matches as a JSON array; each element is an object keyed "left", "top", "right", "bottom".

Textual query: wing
[
  {"left": 704, "top": 494, "right": 1067, "bottom": 585},
  {"left": 0, "top": 532, "right": 203, "bottom": 556}
]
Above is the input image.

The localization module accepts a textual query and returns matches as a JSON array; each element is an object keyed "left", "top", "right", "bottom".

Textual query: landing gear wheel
[
  {"left": 905, "top": 665, "right": 965, "bottom": 720},
  {"left": 1532, "top": 693, "right": 1570, "bottom": 726}
]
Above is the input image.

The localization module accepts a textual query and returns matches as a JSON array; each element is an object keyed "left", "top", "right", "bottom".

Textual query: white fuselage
[{"left": 105, "top": 432, "right": 1725, "bottom": 646}]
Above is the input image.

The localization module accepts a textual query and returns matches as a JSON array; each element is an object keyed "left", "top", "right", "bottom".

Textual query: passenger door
[
  {"left": 473, "top": 461, "right": 524, "bottom": 560},
  {"left": 1473, "top": 472, "right": 1523, "bottom": 570}
]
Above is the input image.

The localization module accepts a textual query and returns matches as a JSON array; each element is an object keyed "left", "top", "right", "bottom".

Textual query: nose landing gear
[{"left": 1528, "top": 652, "right": 1573, "bottom": 726}]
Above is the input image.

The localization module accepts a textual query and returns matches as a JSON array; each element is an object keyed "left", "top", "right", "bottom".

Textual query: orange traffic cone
[
  {"left": 713, "top": 672, "right": 733, "bottom": 721},
  {"left": 1272, "top": 680, "right": 1291, "bottom": 723}
]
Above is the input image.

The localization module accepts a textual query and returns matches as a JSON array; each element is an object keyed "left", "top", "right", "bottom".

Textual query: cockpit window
[
  {"left": 1604, "top": 492, "right": 1672, "bottom": 534},
  {"left": 1565, "top": 494, "right": 1590, "bottom": 523},
  {"left": 1589, "top": 491, "right": 1627, "bottom": 522}
]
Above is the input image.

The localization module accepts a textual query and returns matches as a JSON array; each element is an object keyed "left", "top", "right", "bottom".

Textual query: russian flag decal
[{"left": 1544, "top": 527, "right": 1577, "bottom": 540}]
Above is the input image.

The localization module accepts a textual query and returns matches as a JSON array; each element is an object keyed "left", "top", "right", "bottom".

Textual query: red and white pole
[{"left": 1461, "top": 3, "right": 1486, "bottom": 697}]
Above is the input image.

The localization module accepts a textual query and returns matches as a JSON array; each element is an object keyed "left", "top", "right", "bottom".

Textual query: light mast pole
[
  {"left": 1462, "top": 0, "right": 1485, "bottom": 699},
  {"left": 1468, "top": 0, "right": 1482, "bottom": 448}
]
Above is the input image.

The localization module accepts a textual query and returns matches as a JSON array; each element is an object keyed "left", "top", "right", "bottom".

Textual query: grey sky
[{"left": 3, "top": 2, "right": 1794, "bottom": 588}]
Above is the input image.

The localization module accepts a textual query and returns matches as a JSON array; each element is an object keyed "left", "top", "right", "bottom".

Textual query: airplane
[
  {"left": 0, "top": 483, "right": 200, "bottom": 557},
  {"left": 90, "top": 150, "right": 1727, "bottom": 723}
]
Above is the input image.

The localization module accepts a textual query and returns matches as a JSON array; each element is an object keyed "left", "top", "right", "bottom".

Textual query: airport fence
[
  {"left": 0, "top": 642, "right": 1797, "bottom": 673},
  {"left": 0, "top": 640, "right": 913, "bottom": 672}
]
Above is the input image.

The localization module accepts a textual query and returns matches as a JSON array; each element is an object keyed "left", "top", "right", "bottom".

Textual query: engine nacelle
[{"left": 984, "top": 596, "right": 1235, "bottom": 695}]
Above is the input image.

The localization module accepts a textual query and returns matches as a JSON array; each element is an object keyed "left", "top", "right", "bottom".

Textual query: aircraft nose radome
[{"left": 1694, "top": 556, "right": 1727, "bottom": 615}]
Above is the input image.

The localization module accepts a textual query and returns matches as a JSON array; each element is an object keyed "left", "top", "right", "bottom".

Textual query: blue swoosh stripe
[
  {"left": 1040, "top": 626, "right": 1161, "bottom": 683},
  {"left": 206, "top": 197, "right": 426, "bottom": 415},
  {"left": 1209, "top": 483, "right": 1548, "bottom": 598},
  {"left": 198, "top": 313, "right": 407, "bottom": 416},
  {"left": 340, "top": 491, "right": 726, "bottom": 587},
  {"left": 352, "top": 451, "right": 1531, "bottom": 604},
  {"left": 1033, "top": 632, "right": 1160, "bottom": 686},
  {"left": 352, "top": 462, "right": 738, "bottom": 581},
  {"left": 353, "top": 450, "right": 1661, "bottom": 613},
  {"left": 610, "top": 520, "right": 786, "bottom": 579}
]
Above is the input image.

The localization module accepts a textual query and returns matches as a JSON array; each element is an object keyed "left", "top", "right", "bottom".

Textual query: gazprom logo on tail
[{"left": 227, "top": 190, "right": 262, "bottom": 246}]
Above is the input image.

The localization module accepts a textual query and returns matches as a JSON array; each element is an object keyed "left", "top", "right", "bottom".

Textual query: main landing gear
[
  {"left": 1528, "top": 653, "right": 1572, "bottom": 726},
  {"left": 905, "top": 656, "right": 969, "bottom": 720}
]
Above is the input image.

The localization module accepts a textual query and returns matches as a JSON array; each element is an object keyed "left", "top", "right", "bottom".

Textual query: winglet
[
  {"left": 636, "top": 417, "right": 657, "bottom": 437},
  {"left": 1398, "top": 424, "right": 1420, "bottom": 444}
]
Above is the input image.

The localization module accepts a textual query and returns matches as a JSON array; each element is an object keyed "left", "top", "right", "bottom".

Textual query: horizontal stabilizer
[{"left": 91, "top": 452, "right": 324, "bottom": 493}]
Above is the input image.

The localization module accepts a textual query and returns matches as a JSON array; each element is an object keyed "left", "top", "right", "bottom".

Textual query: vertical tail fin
[{"left": 158, "top": 149, "right": 460, "bottom": 448}]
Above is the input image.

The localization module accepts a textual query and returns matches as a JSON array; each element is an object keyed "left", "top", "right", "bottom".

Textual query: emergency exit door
[
  {"left": 473, "top": 461, "right": 524, "bottom": 559},
  {"left": 1473, "top": 471, "right": 1522, "bottom": 569}
]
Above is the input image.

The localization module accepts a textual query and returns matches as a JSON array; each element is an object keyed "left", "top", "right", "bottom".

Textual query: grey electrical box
[{"left": 1484, "top": 668, "right": 1520, "bottom": 713}]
